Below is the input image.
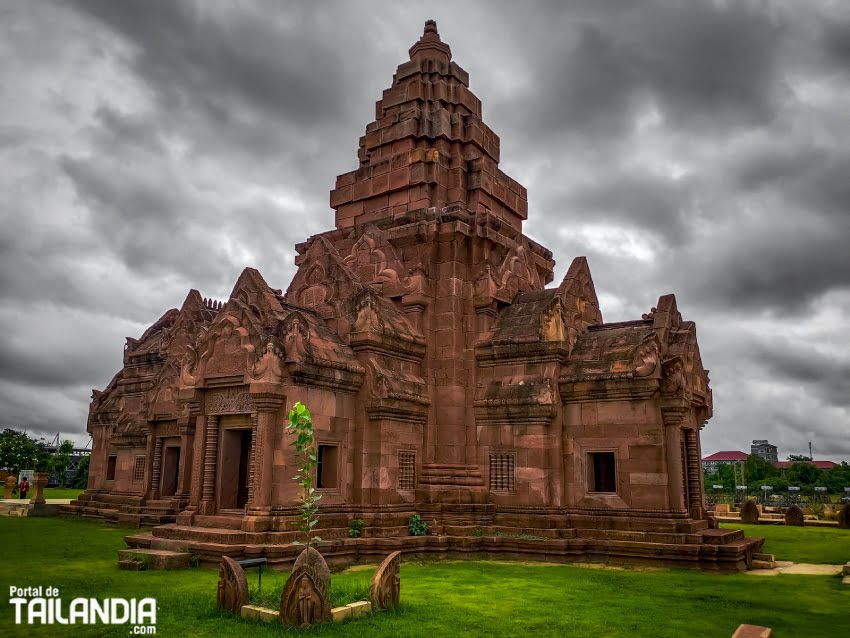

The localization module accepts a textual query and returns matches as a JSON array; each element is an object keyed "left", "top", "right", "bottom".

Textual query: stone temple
[{"left": 70, "top": 22, "right": 762, "bottom": 569}]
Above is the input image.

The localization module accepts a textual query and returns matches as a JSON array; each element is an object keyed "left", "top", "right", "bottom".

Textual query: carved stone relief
[
  {"left": 370, "top": 551, "right": 401, "bottom": 610},
  {"left": 633, "top": 334, "right": 660, "bottom": 377},
  {"left": 216, "top": 556, "right": 248, "bottom": 614},
  {"left": 282, "top": 313, "right": 311, "bottom": 364},
  {"left": 206, "top": 387, "right": 254, "bottom": 415},
  {"left": 279, "top": 547, "right": 331, "bottom": 627}
]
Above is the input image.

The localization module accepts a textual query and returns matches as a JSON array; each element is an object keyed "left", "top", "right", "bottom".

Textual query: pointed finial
[{"left": 409, "top": 19, "right": 451, "bottom": 62}]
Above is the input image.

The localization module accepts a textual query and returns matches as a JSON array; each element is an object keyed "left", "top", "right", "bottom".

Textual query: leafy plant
[
  {"left": 348, "top": 518, "right": 365, "bottom": 538},
  {"left": 286, "top": 402, "right": 321, "bottom": 547},
  {"left": 72, "top": 455, "right": 90, "bottom": 489},
  {"left": 472, "top": 527, "right": 483, "bottom": 537},
  {"left": 0, "top": 429, "right": 50, "bottom": 474},
  {"left": 127, "top": 551, "right": 153, "bottom": 571},
  {"left": 408, "top": 513, "right": 429, "bottom": 536},
  {"left": 189, "top": 554, "right": 201, "bottom": 568}
]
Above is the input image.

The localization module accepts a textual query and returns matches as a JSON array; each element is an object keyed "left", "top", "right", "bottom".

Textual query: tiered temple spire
[{"left": 330, "top": 21, "right": 528, "bottom": 231}]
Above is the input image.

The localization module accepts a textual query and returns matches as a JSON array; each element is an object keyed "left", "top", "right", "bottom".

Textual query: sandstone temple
[{"left": 70, "top": 22, "right": 762, "bottom": 569}]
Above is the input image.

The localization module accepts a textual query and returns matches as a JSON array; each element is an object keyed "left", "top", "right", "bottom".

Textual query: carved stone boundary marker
[
  {"left": 279, "top": 547, "right": 331, "bottom": 627},
  {"left": 216, "top": 556, "right": 248, "bottom": 614},
  {"left": 739, "top": 500, "right": 759, "bottom": 525},
  {"left": 370, "top": 551, "right": 401, "bottom": 610},
  {"left": 783, "top": 504, "right": 804, "bottom": 526}
]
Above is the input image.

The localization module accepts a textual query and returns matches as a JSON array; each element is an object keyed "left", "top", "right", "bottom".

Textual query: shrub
[
  {"left": 408, "top": 513, "right": 429, "bottom": 536},
  {"left": 348, "top": 518, "right": 365, "bottom": 538}
]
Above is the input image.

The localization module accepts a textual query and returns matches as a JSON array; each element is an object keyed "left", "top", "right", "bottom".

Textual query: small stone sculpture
[
  {"left": 216, "top": 556, "right": 248, "bottom": 614},
  {"left": 784, "top": 504, "right": 805, "bottom": 527},
  {"left": 279, "top": 547, "right": 331, "bottom": 627},
  {"left": 370, "top": 551, "right": 401, "bottom": 610},
  {"left": 739, "top": 499, "right": 760, "bottom": 525}
]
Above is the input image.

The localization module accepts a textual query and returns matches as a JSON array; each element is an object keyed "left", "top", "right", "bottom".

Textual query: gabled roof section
[
  {"left": 487, "top": 289, "right": 560, "bottom": 345},
  {"left": 561, "top": 321, "right": 658, "bottom": 382},
  {"left": 558, "top": 256, "right": 602, "bottom": 329},
  {"left": 702, "top": 451, "right": 749, "bottom": 462},
  {"left": 230, "top": 267, "right": 285, "bottom": 314}
]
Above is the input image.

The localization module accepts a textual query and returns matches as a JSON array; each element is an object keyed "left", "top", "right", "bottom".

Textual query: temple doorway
[
  {"left": 161, "top": 446, "right": 180, "bottom": 497},
  {"left": 218, "top": 428, "right": 252, "bottom": 510}
]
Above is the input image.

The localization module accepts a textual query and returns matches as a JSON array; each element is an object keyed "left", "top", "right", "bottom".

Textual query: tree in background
[
  {"left": 0, "top": 429, "right": 49, "bottom": 475},
  {"left": 72, "top": 455, "right": 90, "bottom": 489},
  {"left": 788, "top": 461, "right": 820, "bottom": 487},
  {"left": 49, "top": 440, "right": 75, "bottom": 486},
  {"left": 744, "top": 454, "right": 779, "bottom": 483},
  {"left": 787, "top": 454, "right": 812, "bottom": 462}
]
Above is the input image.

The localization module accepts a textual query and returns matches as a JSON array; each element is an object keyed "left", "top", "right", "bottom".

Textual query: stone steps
[
  {"left": 192, "top": 514, "right": 245, "bottom": 530},
  {"left": 123, "top": 527, "right": 764, "bottom": 572},
  {"left": 575, "top": 528, "right": 696, "bottom": 545},
  {"left": 697, "top": 528, "right": 745, "bottom": 545},
  {"left": 118, "top": 548, "right": 191, "bottom": 570}
]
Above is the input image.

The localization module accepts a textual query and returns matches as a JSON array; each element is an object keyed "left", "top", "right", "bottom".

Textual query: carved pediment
[
  {"left": 343, "top": 228, "right": 403, "bottom": 286},
  {"left": 633, "top": 333, "right": 661, "bottom": 378}
]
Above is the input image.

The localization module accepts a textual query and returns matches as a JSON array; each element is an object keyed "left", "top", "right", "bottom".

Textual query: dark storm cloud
[
  {"left": 820, "top": 18, "right": 850, "bottom": 69},
  {"left": 1, "top": 0, "right": 849, "bottom": 459},
  {"left": 749, "top": 338, "right": 850, "bottom": 408},
  {"left": 492, "top": 0, "right": 788, "bottom": 147},
  {"left": 552, "top": 170, "right": 699, "bottom": 244}
]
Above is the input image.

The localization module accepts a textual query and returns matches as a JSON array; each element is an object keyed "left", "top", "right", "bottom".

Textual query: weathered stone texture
[
  {"left": 74, "top": 21, "right": 766, "bottom": 571},
  {"left": 783, "top": 504, "right": 805, "bottom": 526},
  {"left": 740, "top": 500, "right": 760, "bottom": 525}
]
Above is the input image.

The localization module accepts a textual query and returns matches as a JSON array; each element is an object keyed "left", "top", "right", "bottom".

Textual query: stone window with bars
[
  {"left": 132, "top": 456, "right": 145, "bottom": 483},
  {"left": 398, "top": 451, "right": 415, "bottom": 491},
  {"left": 489, "top": 453, "right": 515, "bottom": 493}
]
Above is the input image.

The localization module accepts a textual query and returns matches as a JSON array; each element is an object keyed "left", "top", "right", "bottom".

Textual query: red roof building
[{"left": 701, "top": 451, "right": 749, "bottom": 474}]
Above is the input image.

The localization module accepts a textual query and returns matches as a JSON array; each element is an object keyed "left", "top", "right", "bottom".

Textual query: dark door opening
[
  {"left": 237, "top": 429, "right": 251, "bottom": 508},
  {"left": 161, "top": 446, "right": 180, "bottom": 497},
  {"left": 218, "top": 428, "right": 252, "bottom": 510}
]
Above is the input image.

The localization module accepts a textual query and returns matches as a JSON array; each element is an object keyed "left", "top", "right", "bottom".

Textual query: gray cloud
[{"left": 0, "top": 0, "right": 848, "bottom": 461}]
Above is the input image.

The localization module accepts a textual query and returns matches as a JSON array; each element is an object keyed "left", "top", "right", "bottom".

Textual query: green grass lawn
[
  {"left": 5, "top": 487, "right": 83, "bottom": 501},
  {"left": 721, "top": 522, "right": 850, "bottom": 564},
  {"left": 0, "top": 517, "right": 847, "bottom": 637}
]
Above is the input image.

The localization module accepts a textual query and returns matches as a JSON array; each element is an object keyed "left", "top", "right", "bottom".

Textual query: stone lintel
[{"left": 559, "top": 377, "right": 659, "bottom": 404}]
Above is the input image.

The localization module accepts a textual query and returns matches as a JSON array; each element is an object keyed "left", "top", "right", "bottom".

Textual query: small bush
[
  {"left": 408, "top": 513, "right": 429, "bottom": 536},
  {"left": 348, "top": 518, "right": 365, "bottom": 538},
  {"left": 128, "top": 552, "right": 153, "bottom": 571},
  {"left": 472, "top": 527, "right": 483, "bottom": 537},
  {"left": 189, "top": 554, "right": 201, "bottom": 568}
]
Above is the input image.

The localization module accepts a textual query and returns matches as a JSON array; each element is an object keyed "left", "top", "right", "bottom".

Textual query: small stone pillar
[
  {"left": 199, "top": 415, "right": 219, "bottom": 515},
  {"left": 32, "top": 472, "right": 48, "bottom": 504},
  {"left": 4, "top": 475, "right": 16, "bottom": 499}
]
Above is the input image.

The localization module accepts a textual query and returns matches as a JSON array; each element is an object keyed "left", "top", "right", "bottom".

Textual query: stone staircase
[
  {"left": 61, "top": 492, "right": 186, "bottom": 527},
  {"left": 121, "top": 511, "right": 763, "bottom": 571}
]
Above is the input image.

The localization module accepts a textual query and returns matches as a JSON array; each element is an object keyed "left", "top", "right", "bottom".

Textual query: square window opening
[{"left": 589, "top": 452, "right": 616, "bottom": 493}]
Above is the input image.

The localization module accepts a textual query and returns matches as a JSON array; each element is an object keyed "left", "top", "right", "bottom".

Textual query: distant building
[
  {"left": 751, "top": 440, "right": 778, "bottom": 463},
  {"left": 702, "top": 451, "right": 749, "bottom": 474}
]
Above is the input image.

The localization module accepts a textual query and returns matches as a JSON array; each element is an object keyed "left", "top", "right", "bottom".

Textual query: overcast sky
[{"left": 1, "top": 1, "right": 848, "bottom": 461}]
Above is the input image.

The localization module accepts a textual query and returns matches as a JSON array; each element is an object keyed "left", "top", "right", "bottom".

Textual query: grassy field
[
  {"left": 0, "top": 517, "right": 847, "bottom": 637},
  {"left": 721, "top": 522, "right": 850, "bottom": 564},
  {"left": 4, "top": 487, "right": 83, "bottom": 501}
]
